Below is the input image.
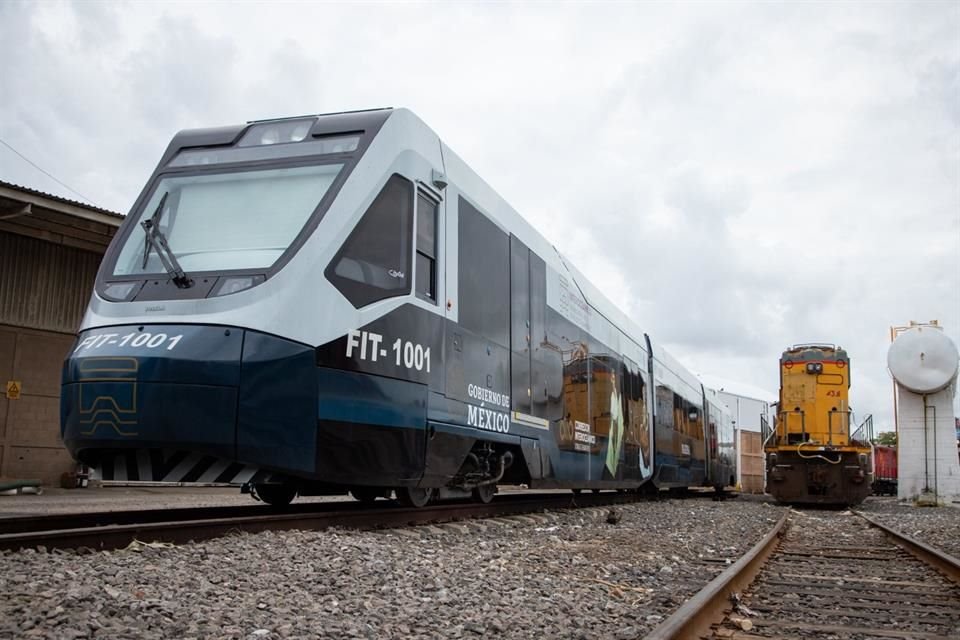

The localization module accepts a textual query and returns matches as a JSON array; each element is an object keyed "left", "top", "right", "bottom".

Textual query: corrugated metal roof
[{"left": 0, "top": 179, "right": 123, "bottom": 219}]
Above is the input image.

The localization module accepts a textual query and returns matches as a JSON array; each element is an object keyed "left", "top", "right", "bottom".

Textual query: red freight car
[{"left": 872, "top": 445, "right": 897, "bottom": 496}]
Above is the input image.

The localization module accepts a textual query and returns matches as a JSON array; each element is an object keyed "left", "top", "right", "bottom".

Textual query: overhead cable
[{"left": 0, "top": 137, "right": 102, "bottom": 208}]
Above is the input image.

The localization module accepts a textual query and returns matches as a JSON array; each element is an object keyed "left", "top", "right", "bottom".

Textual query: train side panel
[
  {"left": 705, "top": 388, "right": 737, "bottom": 489},
  {"left": 648, "top": 343, "right": 707, "bottom": 489}
]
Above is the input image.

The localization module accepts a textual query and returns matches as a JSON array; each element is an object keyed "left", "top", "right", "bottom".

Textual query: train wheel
[
  {"left": 472, "top": 484, "right": 496, "bottom": 504},
  {"left": 350, "top": 488, "right": 381, "bottom": 504},
  {"left": 254, "top": 483, "right": 297, "bottom": 507},
  {"left": 397, "top": 487, "right": 433, "bottom": 508}
]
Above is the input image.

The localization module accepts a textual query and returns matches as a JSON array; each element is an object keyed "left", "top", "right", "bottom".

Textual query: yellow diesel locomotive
[{"left": 765, "top": 344, "right": 872, "bottom": 505}]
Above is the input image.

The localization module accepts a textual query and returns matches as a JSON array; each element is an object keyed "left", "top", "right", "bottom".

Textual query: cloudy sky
[{"left": 2, "top": 1, "right": 958, "bottom": 431}]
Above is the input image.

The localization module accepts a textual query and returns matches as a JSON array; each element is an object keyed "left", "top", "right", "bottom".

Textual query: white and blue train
[{"left": 61, "top": 108, "right": 737, "bottom": 506}]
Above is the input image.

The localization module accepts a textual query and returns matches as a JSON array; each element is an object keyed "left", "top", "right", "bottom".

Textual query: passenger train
[{"left": 61, "top": 108, "right": 737, "bottom": 506}]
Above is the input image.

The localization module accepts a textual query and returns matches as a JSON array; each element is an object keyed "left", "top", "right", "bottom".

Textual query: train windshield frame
[{"left": 110, "top": 161, "right": 345, "bottom": 277}]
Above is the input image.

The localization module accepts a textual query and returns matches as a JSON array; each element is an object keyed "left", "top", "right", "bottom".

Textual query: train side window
[
  {"left": 656, "top": 385, "right": 674, "bottom": 429},
  {"left": 458, "top": 196, "right": 509, "bottom": 347},
  {"left": 326, "top": 174, "right": 413, "bottom": 308},
  {"left": 415, "top": 192, "right": 438, "bottom": 303}
]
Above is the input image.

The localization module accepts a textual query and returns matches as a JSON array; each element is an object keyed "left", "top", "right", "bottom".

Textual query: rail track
[
  {"left": 0, "top": 491, "right": 640, "bottom": 553},
  {"left": 648, "top": 508, "right": 960, "bottom": 640}
]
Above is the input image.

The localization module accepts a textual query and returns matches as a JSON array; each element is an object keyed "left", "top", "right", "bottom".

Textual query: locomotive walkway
[{"left": 648, "top": 508, "right": 960, "bottom": 639}]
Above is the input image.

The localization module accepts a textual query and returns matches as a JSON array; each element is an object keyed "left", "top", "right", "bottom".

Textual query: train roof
[
  {"left": 156, "top": 108, "right": 394, "bottom": 171},
  {"left": 704, "top": 386, "right": 734, "bottom": 419},
  {"left": 651, "top": 341, "right": 704, "bottom": 401},
  {"left": 152, "top": 107, "right": 702, "bottom": 389},
  {"left": 699, "top": 373, "right": 776, "bottom": 403},
  {"left": 429, "top": 110, "right": 652, "bottom": 356},
  {"left": 781, "top": 343, "right": 848, "bottom": 362},
  {"left": 156, "top": 107, "right": 650, "bottom": 354}
]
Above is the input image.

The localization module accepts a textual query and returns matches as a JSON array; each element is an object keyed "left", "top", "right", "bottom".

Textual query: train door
[
  {"left": 510, "top": 235, "right": 550, "bottom": 421},
  {"left": 424, "top": 191, "right": 512, "bottom": 486},
  {"left": 415, "top": 186, "right": 443, "bottom": 314},
  {"left": 703, "top": 394, "right": 717, "bottom": 486},
  {"left": 620, "top": 356, "right": 643, "bottom": 481}
]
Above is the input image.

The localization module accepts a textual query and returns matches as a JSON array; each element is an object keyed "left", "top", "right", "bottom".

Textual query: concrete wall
[
  {"left": 0, "top": 230, "right": 105, "bottom": 485},
  {"left": 0, "top": 323, "right": 76, "bottom": 484}
]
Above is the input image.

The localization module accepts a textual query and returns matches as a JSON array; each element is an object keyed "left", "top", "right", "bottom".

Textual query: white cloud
[{"left": 1, "top": 0, "right": 957, "bottom": 430}]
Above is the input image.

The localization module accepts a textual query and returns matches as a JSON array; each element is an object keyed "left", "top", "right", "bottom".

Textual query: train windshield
[{"left": 112, "top": 163, "right": 342, "bottom": 276}]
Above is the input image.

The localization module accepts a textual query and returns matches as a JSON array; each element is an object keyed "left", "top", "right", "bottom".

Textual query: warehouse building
[{"left": 0, "top": 180, "right": 122, "bottom": 485}]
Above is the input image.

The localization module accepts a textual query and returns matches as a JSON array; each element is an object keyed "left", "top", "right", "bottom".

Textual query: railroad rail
[
  {"left": 0, "top": 491, "right": 639, "bottom": 553},
  {"left": 648, "top": 509, "right": 960, "bottom": 639}
]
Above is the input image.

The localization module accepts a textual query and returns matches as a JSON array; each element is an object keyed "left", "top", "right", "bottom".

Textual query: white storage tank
[
  {"left": 888, "top": 327, "right": 959, "bottom": 394},
  {"left": 888, "top": 323, "right": 960, "bottom": 505}
]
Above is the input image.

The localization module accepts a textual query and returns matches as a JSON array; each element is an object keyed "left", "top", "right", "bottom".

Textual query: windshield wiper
[{"left": 141, "top": 192, "right": 193, "bottom": 288}]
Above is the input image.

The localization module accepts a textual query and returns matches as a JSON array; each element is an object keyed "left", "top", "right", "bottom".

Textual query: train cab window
[
  {"left": 326, "top": 174, "right": 413, "bottom": 308},
  {"left": 415, "top": 192, "right": 438, "bottom": 303}
]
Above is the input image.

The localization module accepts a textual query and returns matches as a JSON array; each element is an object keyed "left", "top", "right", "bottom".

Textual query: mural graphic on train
[{"left": 61, "top": 108, "right": 735, "bottom": 505}]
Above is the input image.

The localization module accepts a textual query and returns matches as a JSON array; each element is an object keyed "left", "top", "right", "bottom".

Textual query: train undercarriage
[
  {"left": 766, "top": 448, "right": 872, "bottom": 506},
  {"left": 246, "top": 441, "right": 519, "bottom": 507}
]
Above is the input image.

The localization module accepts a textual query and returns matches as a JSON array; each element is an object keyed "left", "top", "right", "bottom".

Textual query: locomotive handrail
[
  {"left": 850, "top": 414, "right": 873, "bottom": 447},
  {"left": 760, "top": 415, "right": 776, "bottom": 448},
  {"left": 827, "top": 408, "right": 851, "bottom": 446},
  {"left": 775, "top": 409, "right": 863, "bottom": 448},
  {"left": 776, "top": 409, "right": 807, "bottom": 447}
]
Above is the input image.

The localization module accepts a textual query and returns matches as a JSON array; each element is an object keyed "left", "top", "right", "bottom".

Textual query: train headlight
[
  {"left": 211, "top": 275, "right": 265, "bottom": 297},
  {"left": 102, "top": 281, "right": 141, "bottom": 301},
  {"left": 259, "top": 127, "right": 279, "bottom": 145},
  {"left": 239, "top": 119, "right": 316, "bottom": 147}
]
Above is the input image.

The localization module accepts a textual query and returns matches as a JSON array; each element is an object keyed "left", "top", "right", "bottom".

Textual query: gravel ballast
[
  {"left": 1, "top": 499, "right": 783, "bottom": 639},
  {"left": 857, "top": 496, "right": 960, "bottom": 559}
]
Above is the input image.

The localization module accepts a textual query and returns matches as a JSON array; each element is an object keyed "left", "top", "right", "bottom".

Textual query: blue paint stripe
[
  {"left": 429, "top": 421, "right": 522, "bottom": 446},
  {"left": 317, "top": 368, "right": 425, "bottom": 428}
]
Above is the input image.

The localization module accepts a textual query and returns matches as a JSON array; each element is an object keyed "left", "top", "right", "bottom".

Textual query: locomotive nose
[
  {"left": 61, "top": 325, "right": 245, "bottom": 468},
  {"left": 62, "top": 324, "right": 319, "bottom": 483}
]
